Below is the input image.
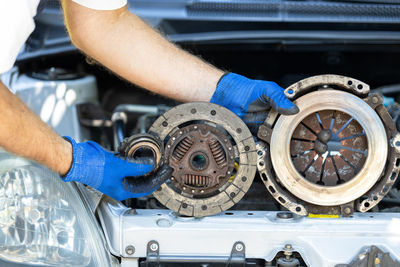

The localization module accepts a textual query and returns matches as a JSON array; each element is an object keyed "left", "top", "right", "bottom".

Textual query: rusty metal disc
[
  {"left": 270, "top": 90, "right": 388, "bottom": 206},
  {"left": 149, "top": 102, "right": 257, "bottom": 217},
  {"left": 165, "top": 124, "right": 235, "bottom": 196}
]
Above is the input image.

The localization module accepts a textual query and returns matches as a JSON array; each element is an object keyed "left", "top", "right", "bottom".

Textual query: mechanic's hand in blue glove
[
  {"left": 62, "top": 136, "right": 172, "bottom": 201},
  {"left": 210, "top": 73, "right": 299, "bottom": 133}
]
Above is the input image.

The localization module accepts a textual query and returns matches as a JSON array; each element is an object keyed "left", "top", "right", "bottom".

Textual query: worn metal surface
[
  {"left": 165, "top": 124, "right": 235, "bottom": 196},
  {"left": 149, "top": 102, "right": 257, "bottom": 217},
  {"left": 270, "top": 90, "right": 388, "bottom": 206},
  {"left": 257, "top": 74, "right": 399, "bottom": 215},
  {"left": 119, "top": 133, "right": 164, "bottom": 168},
  {"left": 97, "top": 200, "right": 400, "bottom": 267}
]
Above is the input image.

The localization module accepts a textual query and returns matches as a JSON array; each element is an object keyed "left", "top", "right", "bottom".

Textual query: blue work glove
[
  {"left": 211, "top": 73, "right": 299, "bottom": 133},
  {"left": 62, "top": 136, "right": 172, "bottom": 201}
]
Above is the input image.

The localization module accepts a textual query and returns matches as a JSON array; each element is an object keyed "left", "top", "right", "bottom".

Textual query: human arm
[
  {"left": 62, "top": 0, "right": 223, "bottom": 102},
  {"left": 0, "top": 81, "right": 72, "bottom": 175},
  {"left": 0, "top": 81, "right": 171, "bottom": 200},
  {"left": 62, "top": 1, "right": 298, "bottom": 122}
]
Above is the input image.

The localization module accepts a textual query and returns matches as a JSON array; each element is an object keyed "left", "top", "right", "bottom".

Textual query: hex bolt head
[
  {"left": 125, "top": 245, "right": 135, "bottom": 255},
  {"left": 235, "top": 243, "right": 244, "bottom": 252},
  {"left": 372, "top": 96, "right": 379, "bottom": 104},
  {"left": 150, "top": 242, "right": 159, "bottom": 252}
]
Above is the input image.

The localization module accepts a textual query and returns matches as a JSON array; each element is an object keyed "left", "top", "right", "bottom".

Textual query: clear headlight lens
[{"left": 0, "top": 152, "right": 117, "bottom": 266}]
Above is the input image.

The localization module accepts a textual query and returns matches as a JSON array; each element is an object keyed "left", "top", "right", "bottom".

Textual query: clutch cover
[{"left": 257, "top": 75, "right": 400, "bottom": 216}]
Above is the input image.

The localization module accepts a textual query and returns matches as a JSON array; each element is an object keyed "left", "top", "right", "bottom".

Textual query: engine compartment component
[
  {"left": 149, "top": 102, "right": 257, "bottom": 217},
  {"left": 119, "top": 133, "right": 164, "bottom": 168},
  {"left": 257, "top": 75, "right": 400, "bottom": 216}
]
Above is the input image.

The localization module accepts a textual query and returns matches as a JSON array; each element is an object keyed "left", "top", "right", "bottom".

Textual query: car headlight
[{"left": 0, "top": 151, "right": 118, "bottom": 267}]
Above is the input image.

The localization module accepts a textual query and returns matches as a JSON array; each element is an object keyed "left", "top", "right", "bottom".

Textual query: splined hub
[{"left": 166, "top": 124, "right": 235, "bottom": 196}]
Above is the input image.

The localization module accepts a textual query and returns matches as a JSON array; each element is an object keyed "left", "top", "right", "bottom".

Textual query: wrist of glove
[
  {"left": 62, "top": 137, "right": 172, "bottom": 201},
  {"left": 210, "top": 73, "right": 299, "bottom": 132}
]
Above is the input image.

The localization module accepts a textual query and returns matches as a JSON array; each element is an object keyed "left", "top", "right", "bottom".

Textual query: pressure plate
[{"left": 257, "top": 75, "right": 400, "bottom": 216}]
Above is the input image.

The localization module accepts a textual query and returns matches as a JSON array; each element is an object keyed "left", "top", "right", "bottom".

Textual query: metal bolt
[
  {"left": 167, "top": 145, "right": 171, "bottom": 148},
  {"left": 194, "top": 126, "right": 198, "bottom": 129},
  {"left": 200, "top": 190, "right": 204, "bottom": 193},
  {"left": 192, "top": 190, "right": 195, "bottom": 193},
  {"left": 283, "top": 244, "right": 293, "bottom": 260},
  {"left": 372, "top": 96, "right": 379, "bottom": 104},
  {"left": 179, "top": 131, "right": 183, "bottom": 135},
  {"left": 125, "top": 245, "right": 135, "bottom": 255},
  {"left": 277, "top": 211, "right": 293, "bottom": 219},
  {"left": 172, "top": 137, "right": 176, "bottom": 141},
  {"left": 261, "top": 130, "right": 267, "bottom": 137},
  {"left": 344, "top": 207, "right": 352, "bottom": 215},
  {"left": 235, "top": 243, "right": 244, "bottom": 252},
  {"left": 150, "top": 242, "right": 159, "bottom": 252}
]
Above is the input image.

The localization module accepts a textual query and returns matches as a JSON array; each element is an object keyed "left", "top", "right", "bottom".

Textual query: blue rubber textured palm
[
  {"left": 62, "top": 136, "right": 160, "bottom": 201},
  {"left": 210, "top": 73, "right": 298, "bottom": 127}
]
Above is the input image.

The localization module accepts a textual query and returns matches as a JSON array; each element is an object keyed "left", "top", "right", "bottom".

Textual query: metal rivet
[
  {"left": 150, "top": 243, "right": 159, "bottom": 252},
  {"left": 191, "top": 108, "right": 197, "bottom": 114},
  {"left": 211, "top": 110, "right": 216, "bottom": 115},
  {"left": 125, "top": 245, "right": 135, "bottom": 255},
  {"left": 245, "top": 146, "right": 250, "bottom": 151},
  {"left": 241, "top": 176, "right": 247, "bottom": 182},
  {"left": 162, "top": 121, "right": 168, "bottom": 127},
  {"left": 235, "top": 243, "right": 244, "bottom": 252},
  {"left": 372, "top": 97, "right": 379, "bottom": 104},
  {"left": 230, "top": 192, "right": 236, "bottom": 198},
  {"left": 236, "top": 128, "right": 242, "bottom": 133},
  {"left": 201, "top": 205, "right": 207, "bottom": 210},
  {"left": 182, "top": 203, "right": 188, "bottom": 208}
]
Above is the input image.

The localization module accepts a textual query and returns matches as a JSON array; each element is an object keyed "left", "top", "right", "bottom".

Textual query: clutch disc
[
  {"left": 257, "top": 75, "right": 400, "bottom": 216},
  {"left": 149, "top": 102, "right": 257, "bottom": 217}
]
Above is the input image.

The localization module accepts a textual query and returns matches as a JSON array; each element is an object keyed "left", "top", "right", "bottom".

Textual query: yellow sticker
[{"left": 308, "top": 214, "right": 340, "bottom": 218}]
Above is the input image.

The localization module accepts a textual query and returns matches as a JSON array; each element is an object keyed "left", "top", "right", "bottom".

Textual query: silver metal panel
[{"left": 98, "top": 201, "right": 400, "bottom": 266}]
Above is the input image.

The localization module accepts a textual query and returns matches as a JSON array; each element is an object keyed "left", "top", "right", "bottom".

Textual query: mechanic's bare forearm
[
  {"left": 62, "top": 1, "right": 224, "bottom": 102},
  {"left": 0, "top": 82, "right": 72, "bottom": 175}
]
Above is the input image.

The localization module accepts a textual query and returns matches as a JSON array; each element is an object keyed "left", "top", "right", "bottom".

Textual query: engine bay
[{"left": 5, "top": 41, "right": 400, "bottom": 266}]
